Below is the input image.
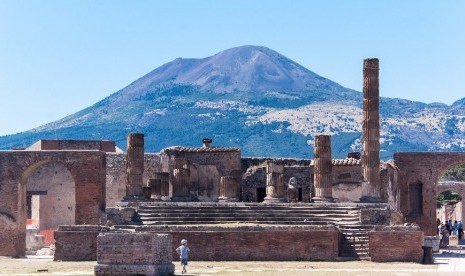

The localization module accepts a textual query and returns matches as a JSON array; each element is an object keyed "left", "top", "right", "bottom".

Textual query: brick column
[
  {"left": 360, "top": 58, "right": 382, "bottom": 202},
  {"left": 171, "top": 159, "right": 190, "bottom": 201},
  {"left": 154, "top": 172, "right": 170, "bottom": 201},
  {"left": 147, "top": 179, "right": 162, "bottom": 201},
  {"left": 264, "top": 161, "right": 285, "bottom": 203},
  {"left": 219, "top": 176, "right": 238, "bottom": 202},
  {"left": 312, "top": 135, "right": 334, "bottom": 202},
  {"left": 124, "top": 133, "right": 145, "bottom": 200}
]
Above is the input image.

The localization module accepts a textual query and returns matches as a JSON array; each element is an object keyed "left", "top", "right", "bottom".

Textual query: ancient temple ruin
[{"left": 1, "top": 59, "right": 464, "bottom": 266}]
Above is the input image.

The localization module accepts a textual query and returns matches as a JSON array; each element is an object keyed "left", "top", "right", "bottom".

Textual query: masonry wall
[
  {"left": 140, "top": 226, "right": 340, "bottom": 261},
  {"left": 394, "top": 152, "right": 465, "bottom": 235},
  {"left": 369, "top": 229, "right": 423, "bottom": 262},
  {"left": 0, "top": 151, "right": 106, "bottom": 257},
  {"left": 54, "top": 225, "right": 106, "bottom": 261}
]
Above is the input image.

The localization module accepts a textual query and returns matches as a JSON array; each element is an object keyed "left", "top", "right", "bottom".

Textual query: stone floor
[{"left": 1, "top": 249, "right": 464, "bottom": 276}]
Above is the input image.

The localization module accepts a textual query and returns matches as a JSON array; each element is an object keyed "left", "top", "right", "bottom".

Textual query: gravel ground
[{"left": 0, "top": 250, "right": 464, "bottom": 275}]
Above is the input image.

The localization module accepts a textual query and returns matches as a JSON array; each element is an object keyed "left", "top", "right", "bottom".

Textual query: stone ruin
[{"left": 1, "top": 58, "right": 465, "bottom": 269}]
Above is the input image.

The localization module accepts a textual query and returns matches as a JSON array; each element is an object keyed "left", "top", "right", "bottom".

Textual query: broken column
[
  {"left": 124, "top": 133, "right": 145, "bottom": 200},
  {"left": 153, "top": 172, "right": 170, "bottom": 201},
  {"left": 360, "top": 58, "right": 382, "bottom": 202},
  {"left": 218, "top": 176, "right": 238, "bottom": 202},
  {"left": 170, "top": 159, "right": 190, "bottom": 201},
  {"left": 312, "top": 135, "right": 334, "bottom": 202},
  {"left": 147, "top": 179, "right": 162, "bottom": 201},
  {"left": 264, "top": 161, "right": 285, "bottom": 203}
]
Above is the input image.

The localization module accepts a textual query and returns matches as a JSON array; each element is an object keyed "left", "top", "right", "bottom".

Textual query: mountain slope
[{"left": 1, "top": 45, "right": 464, "bottom": 159}]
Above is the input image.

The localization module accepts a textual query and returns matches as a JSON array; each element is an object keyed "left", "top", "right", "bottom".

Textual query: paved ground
[{"left": 0, "top": 249, "right": 464, "bottom": 275}]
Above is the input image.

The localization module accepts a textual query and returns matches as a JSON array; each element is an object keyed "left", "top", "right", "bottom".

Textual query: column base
[
  {"left": 122, "top": 195, "right": 148, "bottom": 202},
  {"left": 218, "top": 196, "right": 238, "bottom": 203},
  {"left": 263, "top": 197, "right": 286, "bottom": 203},
  {"left": 359, "top": 196, "right": 383, "bottom": 203},
  {"left": 312, "top": 197, "right": 334, "bottom": 203},
  {"left": 170, "top": 196, "right": 191, "bottom": 202}
]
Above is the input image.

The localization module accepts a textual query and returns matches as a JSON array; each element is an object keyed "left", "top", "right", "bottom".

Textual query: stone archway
[
  {"left": 436, "top": 183, "right": 465, "bottom": 225},
  {"left": 0, "top": 151, "right": 106, "bottom": 257},
  {"left": 394, "top": 152, "right": 465, "bottom": 235}
]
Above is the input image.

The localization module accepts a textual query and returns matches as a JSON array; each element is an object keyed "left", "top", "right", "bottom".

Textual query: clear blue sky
[{"left": 1, "top": 0, "right": 464, "bottom": 136}]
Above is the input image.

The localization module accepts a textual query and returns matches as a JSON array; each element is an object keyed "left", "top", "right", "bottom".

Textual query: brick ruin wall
[
  {"left": 0, "top": 151, "right": 106, "bottom": 257},
  {"left": 369, "top": 227, "right": 424, "bottom": 262},
  {"left": 241, "top": 158, "right": 363, "bottom": 203},
  {"left": 394, "top": 152, "right": 465, "bottom": 235},
  {"left": 94, "top": 232, "right": 174, "bottom": 276},
  {"left": 55, "top": 225, "right": 340, "bottom": 261}
]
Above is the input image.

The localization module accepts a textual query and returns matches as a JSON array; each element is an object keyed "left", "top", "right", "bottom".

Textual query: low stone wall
[
  {"left": 94, "top": 232, "right": 174, "bottom": 276},
  {"left": 138, "top": 225, "right": 339, "bottom": 261},
  {"left": 54, "top": 225, "right": 108, "bottom": 261},
  {"left": 369, "top": 227, "right": 423, "bottom": 262}
]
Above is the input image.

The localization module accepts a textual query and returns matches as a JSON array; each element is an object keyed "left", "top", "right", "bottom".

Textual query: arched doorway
[{"left": 21, "top": 161, "right": 76, "bottom": 253}]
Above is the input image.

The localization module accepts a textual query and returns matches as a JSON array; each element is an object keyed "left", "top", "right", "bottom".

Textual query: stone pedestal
[
  {"left": 312, "top": 135, "right": 334, "bottom": 203},
  {"left": 360, "top": 59, "right": 382, "bottom": 202},
  {"left": 449, "top": 235, "right": 458, "bottom": 246},
  {"left": 94, "top": 232, "right": 174, "bottom": 276},
  {"left": 219, "top": 176, "right": 238, "bottom": 202},
  {"left": 264, "top": 161, "right": 286, "bottom": 203},
  {"left": 124, "top": 133, "right": 145, "bottom": 201},
  {"left": 287, "top": 187, "right": 299, "bottom": 203}
]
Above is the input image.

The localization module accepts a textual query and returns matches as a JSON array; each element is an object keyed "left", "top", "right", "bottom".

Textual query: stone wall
[
  {"left": 241, "top": 158, "right": 362, "bottom": 203},
  {"left": 54, "top": 225, "right": 107, "bottom": 261},
  {"left": 161, "top": 148, "right": 242, "bottom": 201},
  {"left": 26, "top": 139, "right": 117, "bottom": 152},
  {"left": 369, "top": 228, "right": 423, "bottom": 262},
  {"left": 94, "top": 232, "right": 174, "bottom": 276},
  {"left": 394, "top": 152, "right": 465, "bottom": 235},
  {"left": 26, "top": 162, "right": 75, "bottom": 230},
  {"left": 0, "top": 151, "right": 106, "bottom": 257},
  {"left": 138, "top": 225, "right": 339, "bottom": 261}
]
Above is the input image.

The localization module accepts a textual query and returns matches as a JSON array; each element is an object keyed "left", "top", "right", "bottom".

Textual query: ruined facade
[{"left": 1, "top": 58, "right": 462, "bottom": 263}]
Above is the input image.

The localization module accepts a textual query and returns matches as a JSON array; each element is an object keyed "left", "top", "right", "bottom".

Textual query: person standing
[
  {"left": 458, "top": 220, "right": 464, "bottom": 240},
  {"left": 176, "top": 239, "right": 191, "bottom": 274}
]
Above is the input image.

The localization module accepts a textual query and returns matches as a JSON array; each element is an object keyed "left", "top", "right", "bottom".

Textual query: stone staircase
[
  {"left": 337, "top": 225, "right": 374, "bottom": 261},
  {"left": 136, "top": 203, "right": 361, "bottom": 226}
]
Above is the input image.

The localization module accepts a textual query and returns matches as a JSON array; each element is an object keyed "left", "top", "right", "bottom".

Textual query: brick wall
[
  {"left": 369, "top": 230, "right": 423, "bottom": 262},
  {"left": 141, "top": 226, "right": 339, "bottom": 261},
  {"left": 94, "top": 232, "right": 174, "bottom": 275},
  {"left": 54, "top": 225, "right": 104, "bottom": 261}
]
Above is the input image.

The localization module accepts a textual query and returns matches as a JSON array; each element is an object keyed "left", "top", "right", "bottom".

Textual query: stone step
[
  {"left": 137, "top": 210, "right": 360, "bottom": 216},
  {"left": 138, "top": 216, "right": 360, "bottom": 223},
  {"left": 141, "top": 220, "right": 333, "bottom": 225},
  {"left": 138, "top": 212, "right": 360, "bottom": 218}
]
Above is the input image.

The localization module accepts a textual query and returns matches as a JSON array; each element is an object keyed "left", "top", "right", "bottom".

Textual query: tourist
[
  {"left": 453, "top": 220, "right": 458, "bottom": 236},
  {"left": 176, "top": 239, "right": 191, "bottom": 274},
  {"left": 446, "top": 220, "right": 452, "bottom": 235},
  {"left": 439, "top": 223, "right": 449, "bottom": 248},
  {"left": 458, "top": 220, "right": 464, "bottom": 240}
]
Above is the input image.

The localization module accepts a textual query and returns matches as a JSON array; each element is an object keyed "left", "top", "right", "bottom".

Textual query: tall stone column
[
  {"left": 125, "top": 133, "right": 145, "bottom": 200},
  {"left": 264, "top": 161, "right": 285, "bottom": 203},
  {"left": 171, "top": 159, "right": 190, "bottom": 201},
  {"left": 312, "top": 135, "right": 334, "bottom": 202},
  {"left": 360, "top": 58, "right": 382, "bottom": 202},
  {"left": 219, "top": 176, "right": 238, "bottom": 202},
  {"left": 154, "top": 172, "right": 170, "bottom": 201}
]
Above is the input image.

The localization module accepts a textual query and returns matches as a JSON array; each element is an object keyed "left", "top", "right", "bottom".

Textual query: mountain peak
[{"left": 123, "top": 45, "right": 339, "bottom": 96}]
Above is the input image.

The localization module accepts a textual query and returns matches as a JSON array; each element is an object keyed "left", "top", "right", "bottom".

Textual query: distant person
[
  {"left": 447, "top": 220, "right": 452, "bottom": 235},
  {"left": 439, "top": 223, "right": 449, "bottom": 248},
  {"left": 176, "top": 239, "right": 191, "bottom": 274},
  {"left": 458, "top": 220, "right": 464, "bottom": 240},
  {"left": 453, "top": 220, "right": 458, "bottom": 235}
]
